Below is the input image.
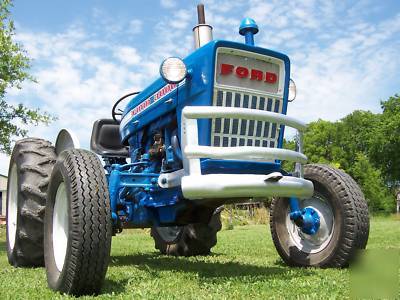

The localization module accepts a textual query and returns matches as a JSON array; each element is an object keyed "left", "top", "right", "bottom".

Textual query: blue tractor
[{"left": 5, "top": 4, "right": 369, "bottom": 296}]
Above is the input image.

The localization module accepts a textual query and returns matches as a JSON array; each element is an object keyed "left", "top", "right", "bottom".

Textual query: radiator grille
[{"left": 210, "top": 88, "right": 283, "bottom": 148}]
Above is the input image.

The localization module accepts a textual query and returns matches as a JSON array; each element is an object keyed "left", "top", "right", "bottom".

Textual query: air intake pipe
[{"left": 193, "top": 4, "right": 213, "bottom": 49}]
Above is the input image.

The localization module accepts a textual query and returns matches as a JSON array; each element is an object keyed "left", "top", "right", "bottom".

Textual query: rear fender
[{"left": 55, "top": 129, "right": 80, "bottom": 156}]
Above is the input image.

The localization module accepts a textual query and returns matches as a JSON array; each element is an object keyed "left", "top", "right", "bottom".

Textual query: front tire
[
  {"left": 6, "top": 138, "right": 56, "bottom": 267},
  {"left": 44, "top": 149, "right": 112, "bottom": 295},
  {"left": 151, "top": 210, "right": 222, "bottom": 256},
  {"left": 270, "top": 164, "right": 369, "bottom": 267}
]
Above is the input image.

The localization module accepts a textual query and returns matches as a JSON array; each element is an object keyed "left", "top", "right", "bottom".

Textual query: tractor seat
[{"left": 90, "top": 119, "right": 129, "bottom": 158}]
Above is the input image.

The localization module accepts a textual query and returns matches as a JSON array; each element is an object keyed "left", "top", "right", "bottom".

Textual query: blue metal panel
[
  {"left": 201, "top": 159, "right": 282, "bottom": 175},
  {"left": 119, "top": 40, "right": 291, "bottom": 151}
]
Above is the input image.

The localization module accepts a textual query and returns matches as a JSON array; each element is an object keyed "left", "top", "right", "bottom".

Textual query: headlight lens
[
  {"left": 160, "top": 57, "right": 187, "bottom": 83},
  {"left": 288, "top": 79, "right": 296, "bottom": 102}
]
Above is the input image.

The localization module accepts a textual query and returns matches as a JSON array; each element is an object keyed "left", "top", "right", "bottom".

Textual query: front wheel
[
  {"left": 44, "top": 149, "right": 112, "bottom": 296},
  {"left": 270, "top": 164, "right": 369, "bottom": 267}
]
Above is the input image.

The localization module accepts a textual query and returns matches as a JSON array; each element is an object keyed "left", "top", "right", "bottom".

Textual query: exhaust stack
[{"left": 193, "top": 4, "right": 213, "bottom": 49}]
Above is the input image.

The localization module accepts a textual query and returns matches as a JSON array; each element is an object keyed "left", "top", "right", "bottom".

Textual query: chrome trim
[
  {"left": 184, "top": 145, "right": 307, "bottom": 164},
  {"left": 193, "top": 24, "right": 213, "bottom": 49},
  {"left": 183, "top": 106, "right": 307, "bottom": 131},
  {"left": 181, "top": 174, "right": 314, "bottom": 199}
]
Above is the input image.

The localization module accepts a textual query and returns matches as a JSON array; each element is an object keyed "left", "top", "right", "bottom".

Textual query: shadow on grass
[
  {"left": 103, "top": 252, "right": 312, "bottom": 295},
  {"left": 102, "top": 278, "right": 130, "bottom": 295},
  {"left": 0, "top": 241, "right": 6, "bottom": 252},
  {"left": 107, "top": 252, "right": 315, "bottom": 293}
]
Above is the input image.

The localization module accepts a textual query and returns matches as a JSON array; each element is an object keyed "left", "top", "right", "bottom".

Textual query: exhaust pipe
[{"left": 193, "top": 4, "right": 213, "bottom": 49}]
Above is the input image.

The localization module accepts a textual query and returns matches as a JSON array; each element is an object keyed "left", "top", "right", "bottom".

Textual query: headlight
[
  {"left": 159, "top": 57, "right": 187, "bottom": 83},
  {"left": 288, "top": 79, "right": 296, "bottom": 102}
]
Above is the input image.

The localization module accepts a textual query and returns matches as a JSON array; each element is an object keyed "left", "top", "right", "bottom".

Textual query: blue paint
[
  {"left": 244, "top": 31, "right": 255, "bottom": 46},
  {"left": 239, "top": 18, "right": 259, "bottom": 46},
  {"left": 120, "top": 40, "right": 290, "bottom": 151},
  {"left": 109, "top": 23, "right": 294, "bottom": 230},
  {"left": 289, "top": 197, "right": 301, "bottom": 216},
  {"left": 201, "top": 159, "right": 282, "bottom": 175},
  {"left": 289, "top": 197, "right": 320, "bottom": 235},
  {"left": 301, "top": 207, "right": 320, "bottom": 235}
]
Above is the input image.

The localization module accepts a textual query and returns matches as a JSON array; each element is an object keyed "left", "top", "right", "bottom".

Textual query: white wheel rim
[
  {"left": 286, "top": 192, "right": 335, "bottom": 254},
  {"left": 7, "top": 164, "right": 18, "bottom": 250},
  {"left": 52, "top": 182, "right": 69, "bottom": 272}
]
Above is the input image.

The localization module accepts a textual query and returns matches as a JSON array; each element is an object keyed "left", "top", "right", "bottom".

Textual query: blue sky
[{"left": 1, "top": 0, "right": 400, "bottom": 174}]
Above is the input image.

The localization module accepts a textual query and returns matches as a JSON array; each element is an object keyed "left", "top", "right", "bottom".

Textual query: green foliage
[
  {"left": 0, "top": 0, "right": 53, "bottom": 154},
  {"left": 348, "top": 153, "right": 394, "bottom": 212},
  {"left": 369, "top": 95, "right": 400, "bottom": 186},
  {"left": 300, "top": 96, "right": 399, "bottom": 213},
  {"left": 303, "top": 120, "right": 338, "bottom": 165}
]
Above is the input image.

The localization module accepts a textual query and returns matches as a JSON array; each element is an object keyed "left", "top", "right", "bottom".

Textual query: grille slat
[{"left": 211, "top": 88, "right": 283, "bottom": 148}]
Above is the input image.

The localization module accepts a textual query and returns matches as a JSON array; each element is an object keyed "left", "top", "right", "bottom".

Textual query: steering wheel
[{"left": 112, "top": 92, "right": 140, "bottom": 123}]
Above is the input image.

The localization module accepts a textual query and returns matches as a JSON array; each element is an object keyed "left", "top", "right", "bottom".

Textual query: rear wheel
[
  {"left": 6, "top": 138, "right": 56, "bottom": 267},
  {"left": 44, "top": 149, "right": 112, "bottom": 295},
  {"left": 270, "top": 164, "right": 369, "bottom": 267},
  {"left": 151, "top": 210, "right": 222, "bottom": 256}
]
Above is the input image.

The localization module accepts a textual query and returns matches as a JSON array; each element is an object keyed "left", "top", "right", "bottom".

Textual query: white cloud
[
  {"left": 160, "top": 0, "right": 176, "bottom": 8},
  {"left": 113, "top": 46, "right": 141, "bottom": 66},
  {"left": 1, "top": 24, "right": 153, "bottom": 174},
  {"left": 128, "top": 19, "right": 143, "bottom": 35}
]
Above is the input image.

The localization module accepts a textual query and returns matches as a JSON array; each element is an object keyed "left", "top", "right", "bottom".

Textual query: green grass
[{"left": 0, "top": 216, "right": 398, "bottom": 300}]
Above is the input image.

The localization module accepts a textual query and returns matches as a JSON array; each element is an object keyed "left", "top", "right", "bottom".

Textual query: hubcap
[
  {"left": 7, "top": 164, "right": 18, "bottom": 250},
  {"left": 286, "top": 192, "right": 335, "bottom": 254},
  {"left": 156, "top": 226, "right": 182, "bottom": 243},
  {"left": 52, "top": 182, "right": 69, "bottom": 272}
]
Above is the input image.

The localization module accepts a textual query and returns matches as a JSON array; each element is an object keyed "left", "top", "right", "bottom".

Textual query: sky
[{"left": 1, "top": 0, "right": 400, "bottom": 175}]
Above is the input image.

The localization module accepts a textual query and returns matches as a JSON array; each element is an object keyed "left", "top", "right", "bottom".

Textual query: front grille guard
[{"left": 180, "top": 106, "right": 313, "bottom": 200}]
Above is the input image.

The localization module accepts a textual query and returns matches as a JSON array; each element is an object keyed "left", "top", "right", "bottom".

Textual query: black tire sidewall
[{"left": 44, "top": 159, "right": 73, "bottom": 291}]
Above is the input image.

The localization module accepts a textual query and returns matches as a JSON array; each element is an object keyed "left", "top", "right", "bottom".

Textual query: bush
[{"left": 348, "top": 153, "right": 395, "bottom": 213}]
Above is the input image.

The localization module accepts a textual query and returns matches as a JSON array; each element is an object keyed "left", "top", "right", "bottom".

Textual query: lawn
[{"left": 0, "top": 216, "right": 398, "bottom": 299}]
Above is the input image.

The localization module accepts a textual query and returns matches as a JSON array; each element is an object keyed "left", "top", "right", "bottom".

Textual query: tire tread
[
  {"left": 6, "top": 138, "right": 56, "bottom": 267},
  {"left": 48, "top": 149, "right": 112, "bottom": 295}
]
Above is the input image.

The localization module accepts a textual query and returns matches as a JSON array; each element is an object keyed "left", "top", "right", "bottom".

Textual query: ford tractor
[{"left": 5, "top": 4, "right": 369, "bottom": 296}]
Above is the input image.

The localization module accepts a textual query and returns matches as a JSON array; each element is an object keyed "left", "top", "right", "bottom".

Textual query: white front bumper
[
  {"left": 178, "top": 106, "right": 314, "bottom": 200},
  {"left": 182, "top": 174, "right": 314, "bottom": 199}
]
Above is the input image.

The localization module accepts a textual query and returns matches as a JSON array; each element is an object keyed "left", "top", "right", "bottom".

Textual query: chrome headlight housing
[{"left": 160, "top": 57, "right": 187, "bottom": 84}]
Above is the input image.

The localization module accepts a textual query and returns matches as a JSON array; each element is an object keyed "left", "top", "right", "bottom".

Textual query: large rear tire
[
  {"left": 6, "top": 138, "right": 56, "bottom": 267},
  {"left": 44, "top": 149, "right": 112, "bottom": 295},
  {"left": 151, "top": 210, "right": 222, "bottom": 256},
  {"left": 270, "top": 164, "right": 369, "bottom": 267}
]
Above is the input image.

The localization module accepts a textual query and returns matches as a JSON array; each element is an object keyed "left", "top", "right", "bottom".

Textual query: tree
[
  {"left": 348, "top": 153, "right": 394, "bottom": 213},
  {"left": 335, "top": 110, "right": 379, "bottom": 170},
  {"left": 369, "top": 95, "right": 400, "bottom": 187},
  {"left": 301, "top": 103, "right": 396, "bottom": 213},
  {"left": 303, "top": 120, "right": 340, "bottom": 165},
  {"left": 0, "top": 0, "right": 52, "bottom": 154}
]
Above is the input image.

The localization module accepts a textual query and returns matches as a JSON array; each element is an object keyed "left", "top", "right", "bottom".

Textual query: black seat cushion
[{"left": 90, "top": 119, "right": 129, "bottom": 157}]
